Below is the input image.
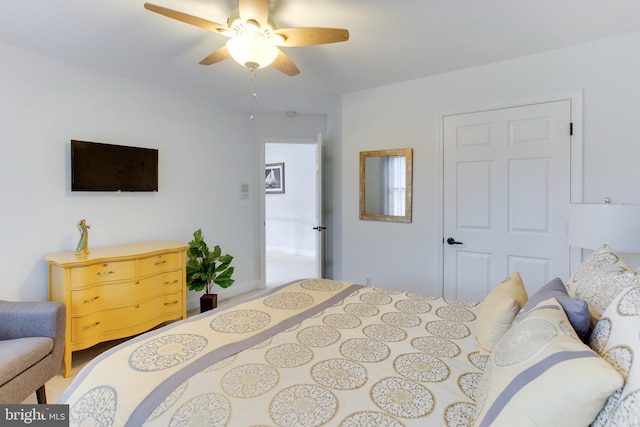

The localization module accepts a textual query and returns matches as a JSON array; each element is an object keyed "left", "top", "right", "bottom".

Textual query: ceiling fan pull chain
[{"left": 249, "top": 67, "right": 257, "bottom": 120}]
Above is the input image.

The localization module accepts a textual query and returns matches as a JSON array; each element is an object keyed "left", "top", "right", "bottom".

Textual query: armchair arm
[{"left": 0, "top": 300, "right": 65, "bottom": 341}]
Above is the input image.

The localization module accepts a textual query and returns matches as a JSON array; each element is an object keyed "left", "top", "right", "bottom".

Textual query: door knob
[{"left": 447, "top": 237, "right": 463, "bottom": 245}]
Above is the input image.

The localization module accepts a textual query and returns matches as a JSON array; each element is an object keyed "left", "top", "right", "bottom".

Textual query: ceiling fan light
[
  {"left": 227, "top": 34, "right": 278, "bottom": 69},
  {"left": 270, "top": 33, "right": 285, "bottom": 46},
  {"left": 244, "top": 20, "right": 261, "bottom": 34}
]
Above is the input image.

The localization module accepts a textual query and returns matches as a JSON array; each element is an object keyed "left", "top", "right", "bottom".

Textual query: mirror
[{"left": 360, "top": 148, "right": 413, "bottom": 222}]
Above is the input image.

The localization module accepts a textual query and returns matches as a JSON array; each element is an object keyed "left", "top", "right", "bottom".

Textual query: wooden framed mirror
[{"left": 359, "top": 148, "right": 413, "bottom": 222}]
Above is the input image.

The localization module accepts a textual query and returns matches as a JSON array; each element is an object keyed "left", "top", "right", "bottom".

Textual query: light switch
[{"left": 240, "top": 183, "right": 249, "bottom": 199}]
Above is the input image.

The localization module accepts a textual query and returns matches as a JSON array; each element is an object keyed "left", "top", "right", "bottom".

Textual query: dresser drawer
[
  {"left": 139, "top": 252, "right": 182, "bottom": 276},
  {"left": 70, "top": 260, "right": 136, "bottom": 288},
  {"left": 70, "top": 280, "right": 147, "bottom": 315},
  {"left": 71, "top": 292, "right": 183, "bottom": 342},
  {"left": 158, "top": 292, "right": 183, "bottom": 315},
  {"left": 71, "top": 271, "right": 183, "bottom": 315},
  {"left": 150, "top": 270, "right": 183, "bottom": 292},
  {"left": 135, "top": 270, "right": 183, "bottom": 295}
]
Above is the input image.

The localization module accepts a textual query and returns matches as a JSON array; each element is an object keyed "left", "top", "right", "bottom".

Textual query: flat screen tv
[{"left": 71, "top": 140, "right": 158, "bottom": 192}]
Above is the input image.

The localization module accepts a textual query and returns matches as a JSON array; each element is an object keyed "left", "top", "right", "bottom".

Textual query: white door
[
  {"left": 443, "top": 100, "right": 572, "bottom": 300},
  {"left": 314, "top": 133, "right": 326, "bottom": 278}
]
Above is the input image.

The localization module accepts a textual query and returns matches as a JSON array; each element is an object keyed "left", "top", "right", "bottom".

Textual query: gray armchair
[{"left": 0, "top": 300, "right": 65, "bottom": 404}]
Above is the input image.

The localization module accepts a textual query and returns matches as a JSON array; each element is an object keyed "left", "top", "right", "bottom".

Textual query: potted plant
[{"left": 186, "top": 228, "right": 235, "bottom": 312}]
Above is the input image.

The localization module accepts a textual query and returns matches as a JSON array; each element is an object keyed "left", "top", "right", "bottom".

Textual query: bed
[{"left": 58, "top": 244, "right": 639, "bottom": 427}]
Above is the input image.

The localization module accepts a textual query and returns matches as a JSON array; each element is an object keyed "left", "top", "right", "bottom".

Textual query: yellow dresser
[{"left": 44, "top": 241, "right": 189, "bottom": 377}]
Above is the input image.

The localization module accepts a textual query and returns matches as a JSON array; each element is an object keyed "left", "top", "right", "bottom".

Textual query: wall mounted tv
[{"left": 71, "top": 140, "right": 158, "bottom": 192}]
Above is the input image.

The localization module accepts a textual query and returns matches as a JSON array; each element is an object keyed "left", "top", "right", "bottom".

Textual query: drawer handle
[
  {"left": 135, "top": 304, "right": 140, "bottom": 309},
  {"left": 96, "top": 271, "right": 115, "bottom": 276},
  {"left": 164, "top": 301, "right": 179, "bottom": 306},
  {"left": 164, "top": 279, "right": 179, "bottom": 285},
  {"left": 83, "top": 296, "right": 100, "bottom": 303},
  {"left": 154, "top": 260, "right": 167, "bottom": 266},
  {"left": 84, "top": 321, "right": 100, "bottom": 330}
]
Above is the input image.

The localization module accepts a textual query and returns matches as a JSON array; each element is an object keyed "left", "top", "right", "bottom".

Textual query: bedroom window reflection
[
  {"left": 386, "top": 155, "right": 406, "bottom": 215},
  {"left": 360, "top": 148, "right": 413, "bottom": 222}
]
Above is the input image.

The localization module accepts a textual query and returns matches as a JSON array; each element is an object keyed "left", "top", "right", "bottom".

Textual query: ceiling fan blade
[
  {"left": 271, "top": 49, "right": 300, "bottom": 76},
  {"left": 239, "top": 0, "right": 269, "bottom": 27},
  {"left": 144, "top": 3, "right": 230, "bottom": 33},
  {"left": 199, "top": 46, "right": 231, "bottom": 65},
  {"left": 274, "top": 27, "right": 349, "bottom": 47}
]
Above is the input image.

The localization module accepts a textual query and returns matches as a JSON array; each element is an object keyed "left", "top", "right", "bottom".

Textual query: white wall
[
  {"left": 0, "top": 43, "right": 257, "bottom": 308},
  {"left": 340, "top": 31, "right": 640, "bottom": 297},
  {"left": 265, "top": 143, "right": 316, "bottom": 256}
]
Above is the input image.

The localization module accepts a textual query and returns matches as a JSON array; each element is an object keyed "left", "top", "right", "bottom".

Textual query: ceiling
[{"left": 3, "top": 0, "right": 640, "bottom": 115}]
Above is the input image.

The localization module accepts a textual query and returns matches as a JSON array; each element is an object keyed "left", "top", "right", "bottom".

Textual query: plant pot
[{"left": 200, "top": 293, "right": 218, "bottom": 313}]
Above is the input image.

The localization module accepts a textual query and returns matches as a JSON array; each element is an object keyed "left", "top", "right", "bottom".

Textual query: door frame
[
  {"left": 435, "top": 91, "right": 584, "bottom": 295},
  {"left": 258, "top": 136, "right": 322, "bottom": 288}
]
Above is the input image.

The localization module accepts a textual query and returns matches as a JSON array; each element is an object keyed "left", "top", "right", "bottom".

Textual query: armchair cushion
[{"left": 0, "top": 337, "right": 54, "bottom": 386}]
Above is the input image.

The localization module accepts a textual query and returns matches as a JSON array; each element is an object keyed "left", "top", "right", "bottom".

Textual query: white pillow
[
  {"left": 566, "top": 244, "right": 640, "bottom": 322},
  {"left": 476, "top": 272, "right": 528, "bottom": 355},
  {"left": 589, "top": 284, "right": 640, "bottom": 426},
  {"left": 473, "top": 297, "right": 623, "bottom": 427}
]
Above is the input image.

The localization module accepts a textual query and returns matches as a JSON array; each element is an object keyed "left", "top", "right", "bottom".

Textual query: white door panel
[
  {"left": 457, "top": 161, "right": 492, "bottom": 230},
  {"left": 508, "top": 255, "right": 550, "bottom": 292},
  {"left": 453, "top": 250, "right": 492, "bottom": 301},
  {"left": 444, "top": 100, "right": 571, "bottom": 299},
  {"left": 509, "top": 157, "right": 550, "bottom": 233}
]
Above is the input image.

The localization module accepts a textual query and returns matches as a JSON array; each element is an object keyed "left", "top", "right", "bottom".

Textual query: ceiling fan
[{"left": 144, "top": 0, "right": 349, "bottom": 76}]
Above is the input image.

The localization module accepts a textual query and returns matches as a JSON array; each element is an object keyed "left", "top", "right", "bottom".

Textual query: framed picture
[{"left": 265, "top": 162, "right": 285, "bottom": 194}]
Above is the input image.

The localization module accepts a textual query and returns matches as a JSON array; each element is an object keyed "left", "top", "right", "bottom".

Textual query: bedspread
[{"left": 59, "top": 279, "right": 486, "bottom": 426}]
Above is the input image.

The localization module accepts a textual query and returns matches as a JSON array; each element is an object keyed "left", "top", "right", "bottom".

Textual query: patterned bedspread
[{"left": 59, "top": 279, "right": 486, "bottom": 426}]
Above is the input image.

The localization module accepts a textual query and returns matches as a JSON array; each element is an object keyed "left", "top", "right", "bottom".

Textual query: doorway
[
  {"left": 265, "top": 140, "right": 320, "bottom": 287},
  {"left": 441, "top": 96, "right": 581, "bottom": 299}
]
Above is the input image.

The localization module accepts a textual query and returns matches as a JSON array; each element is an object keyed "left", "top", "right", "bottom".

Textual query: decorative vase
[{"left": 200, "top": 293, "right": 218, "bottom": 313}]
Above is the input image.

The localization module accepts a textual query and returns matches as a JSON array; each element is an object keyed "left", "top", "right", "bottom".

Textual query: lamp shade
[
  {"left": 227, "top": 34, "right": 278, "bottom": 69},
  {"left": 569, "top": 203, "right": 640, "bottom": 252}
]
